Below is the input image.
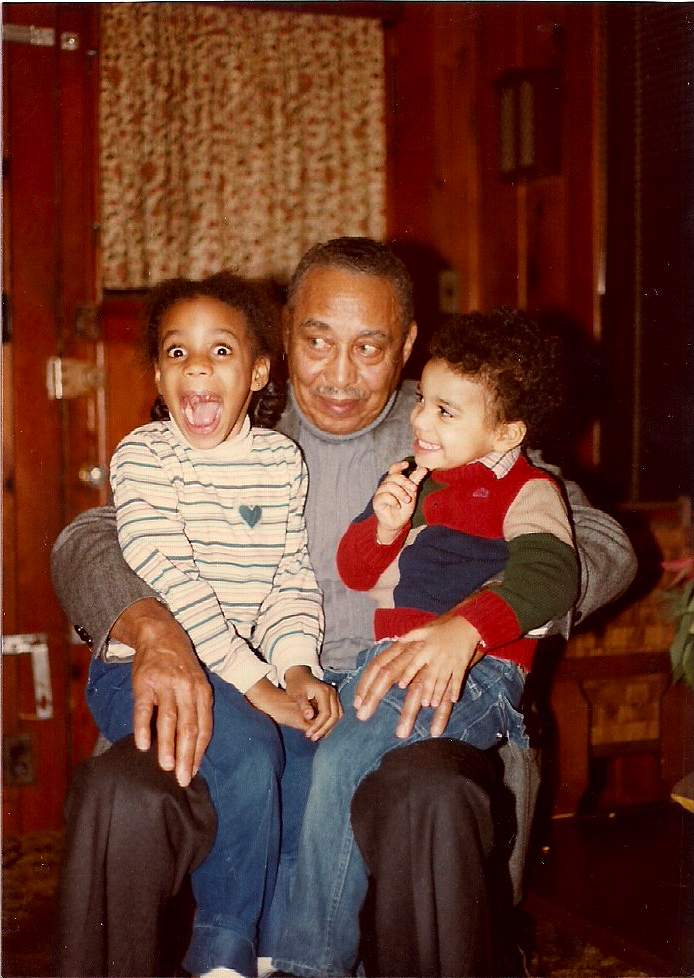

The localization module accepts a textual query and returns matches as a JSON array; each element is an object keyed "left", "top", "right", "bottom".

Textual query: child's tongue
[{"left": 182, "top": 394, "right": 220, "bottom": 429}]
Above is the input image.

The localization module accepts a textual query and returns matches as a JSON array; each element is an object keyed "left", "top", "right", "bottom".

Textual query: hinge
[
  {"left": 2, "top": 633, "right": 53, "bottom": 720},
  {"left": 46, "top": 356, "right": 104, "bottom": 400},
  {"left": 3, "top": 24, "right": 80, "bottom": 50}
]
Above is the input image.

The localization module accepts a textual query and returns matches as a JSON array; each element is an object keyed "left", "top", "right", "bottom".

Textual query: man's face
[{"left": 284, "top": 266, "right": 417, "bottom": 435}]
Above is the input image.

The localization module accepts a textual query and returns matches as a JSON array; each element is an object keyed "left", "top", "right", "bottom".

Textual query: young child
[
  {"left": 273, "top": 309, "right": 580, "bottom": 977},
  {"left": 87, "top": 272, "right": 341, "bottom": 977}
]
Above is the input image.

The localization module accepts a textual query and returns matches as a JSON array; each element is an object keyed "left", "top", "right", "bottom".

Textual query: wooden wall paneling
[
  {"left": 101, "top": 294, "right": 157, "bottom": 460},
  {"left": 563, "top": 6, "right": 603, "bottom": 335},
  {"left": 428, "top": 4, "right": 481, "bottom": 314},
  {"left": 475, "top": 4, "right": 523, "bottom": 309},
  {"left": 385, "top": 6, "right": 437, "bottom": 246}
]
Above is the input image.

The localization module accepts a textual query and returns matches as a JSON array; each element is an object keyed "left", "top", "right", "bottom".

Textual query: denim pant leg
[
  {"left": 87, "top": 660, "right": 287, "bottom": 977},
  {"left": 257, "top": 727, "right": 318, "bottom": 957},
  {"left": 273, "top": 648, "right": 527, "bottom": 977}
]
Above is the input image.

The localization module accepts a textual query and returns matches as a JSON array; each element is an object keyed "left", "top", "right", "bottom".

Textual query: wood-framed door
[{"left": 2, "top": 2, "right": 101, "bottom": 833}]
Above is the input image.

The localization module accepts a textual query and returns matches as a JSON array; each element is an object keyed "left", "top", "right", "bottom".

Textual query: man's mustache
[{"left": 313, "top": 386, "right": 366, "bottom": 401}]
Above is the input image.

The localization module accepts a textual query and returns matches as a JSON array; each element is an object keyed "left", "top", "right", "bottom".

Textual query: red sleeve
[
  {"left": 336, "top": 514, "right": 409, "bottom": 591},
  {"left": 453, "top": 590, "right": 521, "bottom": 650}
]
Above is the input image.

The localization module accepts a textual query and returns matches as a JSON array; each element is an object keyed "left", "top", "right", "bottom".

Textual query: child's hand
[
  {"left": 353, "top": 613, "right": 484, "bottom": 737},
  {"left": 285, "top": 665, "right": 343, "bottom": 741},
  {"left": 245, "top": 677, "right": 310, "bottom": 732},
  {"left": 394, "top": 615, "right": 484, "bottom": 711},
  {"left": 372, "top": 461, "right": 428, "bottom": 544}
]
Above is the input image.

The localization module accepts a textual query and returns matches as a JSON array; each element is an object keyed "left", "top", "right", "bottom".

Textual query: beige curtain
[{"left": 99, "top": 3, "right": 386, "bottom": 289}]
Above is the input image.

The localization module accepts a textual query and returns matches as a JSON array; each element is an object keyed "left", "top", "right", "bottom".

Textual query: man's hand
[
  {"left": 352, "top": 615, "right": 485, "bottom": 739},
  {"left": 284, "top": 665, "right": 343, "bottom": 741},
  {"left": 111, "top": 598, "right": 212, "bottom": 787},
  {"left": 245, "top": 677, "right": 310, "bottom": 732},
  {"left": 372, "top": 461, "right": 428, "bottom": 544}
]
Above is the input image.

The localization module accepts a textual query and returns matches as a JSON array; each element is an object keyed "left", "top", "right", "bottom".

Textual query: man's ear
[
  {"left": 251, "top": 356, "right": 271, "bottom": 392},
  {"left": 494, "top": 419, "right": 526, "bottom": 452},
  {"left": 401, "top": 321, "right": 417, "bottom": 365}
]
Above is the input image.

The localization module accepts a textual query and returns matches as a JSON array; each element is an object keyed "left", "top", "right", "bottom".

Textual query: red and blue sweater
[{"left": 336, "top": 450, "right": 579, "bottom": 671}]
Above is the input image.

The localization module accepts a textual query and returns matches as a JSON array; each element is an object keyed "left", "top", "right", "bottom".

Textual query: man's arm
[
  {"left": 51, "top": 507, "right": 212, "bottom": 786},
  {"left": 562, "top": 477, "right": 637, "bottom": 623}
]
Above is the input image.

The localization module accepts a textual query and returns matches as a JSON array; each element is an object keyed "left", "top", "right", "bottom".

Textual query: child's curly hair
[
  {"left": 428, "top": 308, "right": 564, "bottom": 446},
  {"left": 144, "top": 271, "right": 285, "bottom": 428}
]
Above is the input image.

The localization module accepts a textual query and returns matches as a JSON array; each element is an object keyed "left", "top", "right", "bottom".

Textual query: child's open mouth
[{"left": 180, "top": 392, "right": 222, "bottom": 432}]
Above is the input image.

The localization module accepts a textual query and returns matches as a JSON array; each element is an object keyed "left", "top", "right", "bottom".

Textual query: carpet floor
[{"left": 2, "top": 829, "right": 658, "bottom": 978}]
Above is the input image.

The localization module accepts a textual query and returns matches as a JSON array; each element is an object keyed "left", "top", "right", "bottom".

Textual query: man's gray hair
[{"left": 287, "top": 237, "right": 414, "bottom": 329}]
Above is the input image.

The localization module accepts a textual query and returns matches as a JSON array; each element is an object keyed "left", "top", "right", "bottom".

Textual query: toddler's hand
[
  {"left": 245, "top": 677, "right": 309, "bottom": 732},
  {"left": 393, "top": 614, "right": 484, "bottom": 712},
  {"left": 285, "top": 666, "right": 343, "bottom": 740},
  {"left": 372, "top": 461, "right": 428, "bottom": 544}
]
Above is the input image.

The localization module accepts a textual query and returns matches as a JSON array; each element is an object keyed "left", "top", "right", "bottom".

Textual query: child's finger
[
  {"left": 449, "top": 669, "right": 465, "bottom": 704},
  {"left": 387, "top": 459, "right": 412, "bottom": 476},
  {"left": 376, "top": 478, "right": 415, "bottom": 507},
  {"left": 408, "top": 465, "right": 429, "bottom": 487},
  {"left": 396, "top": 643, "right": 429, "bottom": 689},
  {"left": 306, "top": 687, "right": 341, "bottom": 738},
  {"left": 428, "top": 670, "right": 453, "bottom": 709},
  {"left": 309, "top": 698, "right": 342, "bottom": 740}
]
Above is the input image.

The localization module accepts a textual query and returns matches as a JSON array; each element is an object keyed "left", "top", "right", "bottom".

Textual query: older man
[{"left": 53, "top": 237, "right": 636, "bottom": 977}]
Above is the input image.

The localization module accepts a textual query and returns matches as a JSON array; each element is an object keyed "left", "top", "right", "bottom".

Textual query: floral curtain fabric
[{"left": 99, "top": 3, "right": 386, "bottom": 288}]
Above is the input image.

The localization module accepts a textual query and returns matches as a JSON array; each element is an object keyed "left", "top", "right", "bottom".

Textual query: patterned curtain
[{"left": 99, "top": 3, "right": 386, "bottom": 288}]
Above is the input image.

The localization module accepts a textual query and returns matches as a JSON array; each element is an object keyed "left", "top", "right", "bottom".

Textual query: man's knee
[
  {"left": 354, "top": 739, "right": 496, "bottom": 804},
  {"left": 351, "top": 740, "right": 497, "bottom": 859},
  {"left": 67, "top": 735, "right": 216, "bottom": 863}
]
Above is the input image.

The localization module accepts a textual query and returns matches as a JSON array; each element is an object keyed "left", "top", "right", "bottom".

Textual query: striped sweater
[
  {"left": 109, "top": 416, "right": 323, "bottom": 692},
  {"left": 337, "top": 449, "right": 579, "bottom": 671}
]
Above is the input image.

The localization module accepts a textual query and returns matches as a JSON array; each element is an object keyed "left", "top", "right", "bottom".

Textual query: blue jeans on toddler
[
  {"left": 273, "top": 641, "right": 528, "bottom": 977},
  {"left": 87, "top": 658, "right": 317, "bottom": 977}
]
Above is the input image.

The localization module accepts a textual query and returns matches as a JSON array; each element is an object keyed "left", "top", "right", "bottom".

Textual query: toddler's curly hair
[{"left": 428, "top": 308, "right": 564, "bottom": 446}]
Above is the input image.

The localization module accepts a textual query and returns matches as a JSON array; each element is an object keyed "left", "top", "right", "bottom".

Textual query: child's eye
[
  {"left": 438, "top": 406, "right": 453, "bottom": 419},
  {"left": 414, "top": 390, "right": 423, "bottom": 403},
  {"left": 167, "top": 346, "right": 185, "bottom": 359},
  {"left": 213, "top": 345, "right": 232, "bottom": 356}
]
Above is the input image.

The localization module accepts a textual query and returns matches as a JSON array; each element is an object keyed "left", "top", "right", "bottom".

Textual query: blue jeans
[
  {"left": 273, "top": 642, "right": 528, "bottom": 977},
  {"left": 87, "top": 659, "right": 317, "bottom": 977}
]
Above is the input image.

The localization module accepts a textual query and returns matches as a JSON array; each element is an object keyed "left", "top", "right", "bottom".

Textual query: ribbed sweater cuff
[
  {"left": 337, "top": 515, "right": 409, "bottom": 588},
  {"left": 455, "top": 590, "right": 521, "bottom": 650}
]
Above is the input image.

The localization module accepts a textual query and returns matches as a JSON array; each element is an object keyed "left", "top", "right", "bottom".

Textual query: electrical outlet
[{"left": 3, "top": 734, "right": 35, "bottom": 786}]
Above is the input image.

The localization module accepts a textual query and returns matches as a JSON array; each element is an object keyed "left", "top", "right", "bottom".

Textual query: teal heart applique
[{"left": 239, "top": 505, "right": 262, "bottom": 528}]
